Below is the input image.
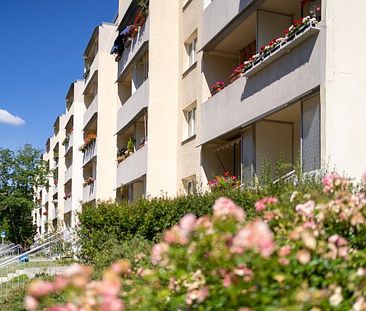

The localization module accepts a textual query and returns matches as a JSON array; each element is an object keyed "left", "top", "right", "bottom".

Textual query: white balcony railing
[
  {"left": 83, "top": 140, "right": 97, "bottom": 166},
  {"left": 64, "top": 134, "right": 73, "bottom": 153},
  {"left": 83, "top": 181, "right": 96, "bottom": 203},
  {"left": 116, "top": 145, "right": 148, "bottom": 187},
  {"left": 117, "top": 79, "right": 149, "bottom": 133},
  {"left": 53, "top": 184, "right": 58, "bottom": 195},
  {"left": 244, "top": 22, "right": 320, "bottom": 77},
  {"left": 65, "top": 165, "right": 73, "bottom": 182},
  {"left": 44, "top": 192, "right": 49, "bottom": 204},
  {"left": 84, "top": 96, "right": 98, "bottom": 128},
  {"left": 64, "top": 196, "right": 72, "bottom": 214},
  {"left": 117, "top": 18, "right": 149, "bottom": 79}
]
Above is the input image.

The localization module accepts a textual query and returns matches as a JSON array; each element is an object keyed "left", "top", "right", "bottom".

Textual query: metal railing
[
  {"left": 0, "top": 244, "right": 22, "bottom": 264},
  {"left": 0, "top": 243, "right": 14, "bottom": 252},
  {"left": 0, "top": 231, "right": 71, "bottom": 297},
  {"left": 273, "top": 170, "right": 296, "bottom": 185}
]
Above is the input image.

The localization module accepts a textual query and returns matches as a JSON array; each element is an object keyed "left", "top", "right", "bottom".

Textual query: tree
[{"left": 0, "top": 144, "right": 49, "bottom": 247}]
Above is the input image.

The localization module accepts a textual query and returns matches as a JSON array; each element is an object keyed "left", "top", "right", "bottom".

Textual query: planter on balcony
[
  {"left": 210, "top": 17, "right": 319, "bottom": 85},
  {"left": 116, "top": 147, "right": 134, "bottom": 164},
  {"left": 79, "top": 134, "right": 97, "bottom": 153},
  {"left": 229, "top": 64, "right": 245, "bottom": 84},
  {"left": 244, "top": 20, "right": 319, "bottom": 77},
  {"left": 210, "top": 81, "right": 225, "bottom": 96}
]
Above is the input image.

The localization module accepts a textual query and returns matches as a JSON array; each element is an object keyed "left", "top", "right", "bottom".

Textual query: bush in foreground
[
  {"left": 24, "top": 173, "right": 366, "bottom": 310},
  {"left": 77, "top": 170, "right": 324, "bottom": 276}
]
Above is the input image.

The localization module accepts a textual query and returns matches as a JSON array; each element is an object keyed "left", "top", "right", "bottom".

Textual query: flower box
[
  {"left": 229, "top": 72, "right": 244, "bottom": 84},
  {"left": 210, "top": 81, "right": 225, "bottom": 96}
]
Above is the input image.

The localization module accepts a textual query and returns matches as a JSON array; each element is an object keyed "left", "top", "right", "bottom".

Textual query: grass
[
  {"left": 0, "top": 260, "right": 69, "bottom": 277},
  {"left": 0, "top": 277, "right": 66, "bottom": 310}
]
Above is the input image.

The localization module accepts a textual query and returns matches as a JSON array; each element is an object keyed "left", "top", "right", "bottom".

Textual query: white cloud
[{"left": 0, "top": 109, "right": 25, "bottom": 126}]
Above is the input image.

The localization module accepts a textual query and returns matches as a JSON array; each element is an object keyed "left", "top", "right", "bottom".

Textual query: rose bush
[{"left": 25, "top": 173, "right": 366, "bottom": 310}]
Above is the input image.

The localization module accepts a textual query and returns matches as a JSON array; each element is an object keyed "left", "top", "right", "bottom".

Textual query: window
[
  {"left": 187, "top": 180, "right": 196, "bottom": 195},
  {"left": 185, "top": 36, "right": 197, "bottom": 69},
  {"left": 186, "top": 107, "right": 196, "bottom": 139},
  {"left": 133, "top": 51, "right": 149, "bottom": 90},
  {"left": 183, "top": 176, "right": 197, "bottom": 195}
]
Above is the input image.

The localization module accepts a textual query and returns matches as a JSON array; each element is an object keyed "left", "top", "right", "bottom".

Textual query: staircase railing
[{"left": 0, "top": 230, "right": 69, "bottom": 297}]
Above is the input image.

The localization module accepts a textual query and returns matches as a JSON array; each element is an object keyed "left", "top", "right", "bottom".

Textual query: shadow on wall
[
  {"left": 241, "top": 35, "right": 318, "bottom": 101},
  {"left": 239, "top": 0, "right": 255, "bottom": 11},
  {"left": 201, "top": 144, "right": 240, "bottom": 182}
]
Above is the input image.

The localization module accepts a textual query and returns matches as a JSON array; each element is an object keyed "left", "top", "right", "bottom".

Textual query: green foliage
[
  {"left": 30, "top": 174, "right": 366, "bottom": 310},
  {"left": 126, "top": 137, "right": 135, "bottom": 153},
  {"left": 78, "top": 175, "right": 324, "bottom": 276},
  {"left": 1, "top": 278, "right": 66, "bottom": 311},
  {"left": 0, "top": 144, "right": 50, "bottom": 246}
]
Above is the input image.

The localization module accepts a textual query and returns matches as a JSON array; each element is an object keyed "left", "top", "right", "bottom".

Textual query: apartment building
[
  {"left": 34, "top": 115, "right": 68, "bottom": 237},
  {"left": 113, "top": 0, "right": 181, "bottom": 201},
  {"left": 34, "top": 0, "right": 366, "bottom": 236},
  {"left": 198, "top": 0, "right": 366, "bottom": 183},
  {"left": 34, "top": 23, "right": 119, "bottom": 234}
]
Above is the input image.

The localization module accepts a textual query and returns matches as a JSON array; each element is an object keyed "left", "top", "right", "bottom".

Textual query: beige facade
[
  {"left": 34, "top": 0, "right": 366, "bottom": 236},
  {"left": 82, "top": 23, "right": 118, "bottom": 204}
]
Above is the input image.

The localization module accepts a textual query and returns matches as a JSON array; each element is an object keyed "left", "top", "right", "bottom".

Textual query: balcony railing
[
  {"left": 201, "top": 22, "right": 323, "bottom": 145},
  {"left": 64, "top": 196, "right": 72, "bottom": 214},
  {"left": 65, "top": 165, "right": 73, "bottom": 182},
  {"left": 84, "top": 96, "right": 98, "bottom": 128},
  {"left": 83, "top": 180, "right": 96, "bottom": 203},
  {"left": 64, "top": 134, "right": 73, "bottom": 153},
  {"left": 117, "top": 79, "right": 149, "bottom": 133},
  {"left": 244, "top": 22, "right": 320, "bottom": 77},
  {"left": 117, "top": 18, "right": 149, "bottom": 80},
  {"left": 83, "top": 140, "right": 97, "bottom": 166},
  {"left": 116, "top": 145, "right": 148, "bottom": 187}
]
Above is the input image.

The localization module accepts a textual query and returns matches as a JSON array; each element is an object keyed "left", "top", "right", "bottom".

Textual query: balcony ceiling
[
  {"left": 261, "top": 0, "right": 301, "bottom": 17},
  {"left": 213, "top": 0, "right": 301, "bottom": 54},
  {"left": 264, "top": 101, "right": 301, "bottom": 123},
  {"left": 215, "top": 12, "right": 256, "bottom": 54}
]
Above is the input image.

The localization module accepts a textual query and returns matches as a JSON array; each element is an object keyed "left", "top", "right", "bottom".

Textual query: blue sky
[{"left": 0, "top": 0, "right": 117, "bottom": 151}]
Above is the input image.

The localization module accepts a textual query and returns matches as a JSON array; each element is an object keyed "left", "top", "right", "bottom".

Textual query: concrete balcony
[
  {"left": 64, "top": 197, "right": 72, "bottom": 214},
  {"left": 116, "top": 146, "right": 147, "bottom": 187},
  {"left": 44, "top": 192, "right": 49, "bottom": 204},
  {"left": 84, "top": 96, "right": 98, "bottom": 129},
  {"left": 83, "top": 140, "right": 97, "bottom": 166},
  {"left": 118, "top": 18, "right": 149, "bottom": 79},
  {"left": 65, "top": 103, "right": 74, "bottom": 125},
  {"left": 201, "top": 0, "right": 253, "bottom": 49},
  {"left": 65, "top": 165, "right": 73, "bottom": 183},
  {"left": 83, "top": 181, "right": 96, "bottom": 203},
  {"left": 201, "top": 27, "right": 324, "bottom": 144},
  {"left": 51, "top": 206, "right": 57, "bottom": 220},
  {"left": 65, "top": 134, "right": 73, "bottom": 154},
  {"left": 119, "top": 0, "right": 133, "bottom": 22},
  {"left": 85, "top": 54, "right": 99, "bottom": 85},
  {"left": 117, "top": 79, "right": 149, "bottom": 133}
]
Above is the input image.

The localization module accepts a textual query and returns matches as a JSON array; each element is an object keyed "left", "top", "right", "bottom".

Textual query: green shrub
[
  {"left": 25, "top": 173, "right": 366, "bottom": 311},
  {"left": 77, "top": 173, "right": 324, "bottom": 275}
]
